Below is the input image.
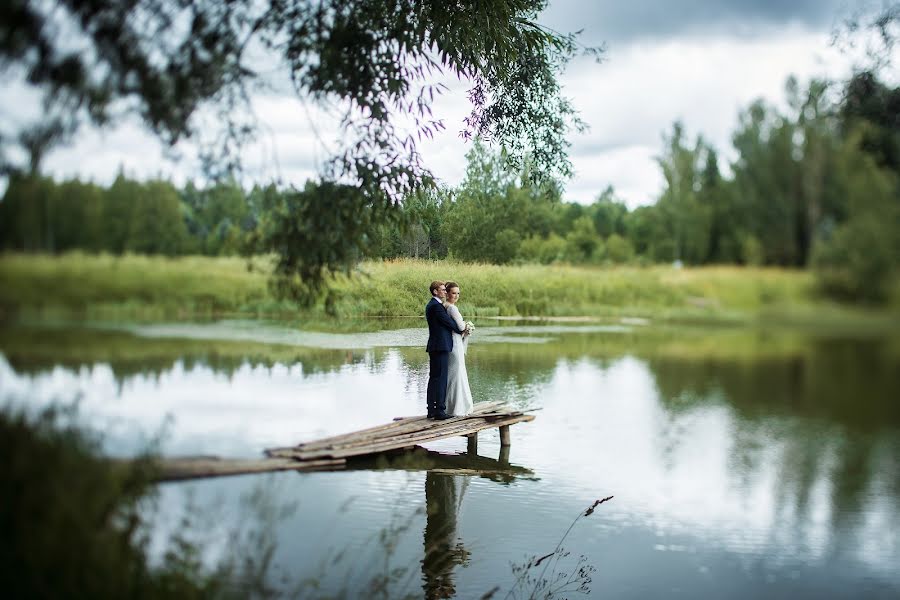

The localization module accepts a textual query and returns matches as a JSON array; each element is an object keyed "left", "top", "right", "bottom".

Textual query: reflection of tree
[
  {"left": 422, "top": 472, "right": 470, "bottom": 599},
  {"left": 649, "top": 337, "right": 900, "bottom": 427},
  {"left": 646, "top": 336, "right": 900, "bottom": 565},
  {"left": 0, "top": 324, "right": 389, "bottom": 384}
]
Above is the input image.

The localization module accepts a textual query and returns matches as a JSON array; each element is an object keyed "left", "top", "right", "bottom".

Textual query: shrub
[
  {"left": 741, "top": 234, "right": 764, "bottom": 266},
  {"left": 812, "top": 214, "right": 899, "bottom": 303},
  {"left": 605, "top": 234, "right": 635, "bottom": 264}
]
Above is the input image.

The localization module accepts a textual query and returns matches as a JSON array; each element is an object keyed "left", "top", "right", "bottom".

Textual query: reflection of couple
[
  {"left": 422, "top": 471, "right": 470, "bottom": 599},
  {"left": 425, "top": 280, "right": 474, "bottom": 419}
]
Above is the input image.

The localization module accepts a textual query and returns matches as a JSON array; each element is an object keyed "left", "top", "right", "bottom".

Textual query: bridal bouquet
[{"left": 464, "top": 320, "right": 475, "bottom": 335}]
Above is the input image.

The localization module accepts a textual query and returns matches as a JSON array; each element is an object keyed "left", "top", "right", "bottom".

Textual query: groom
[{"left": 425, "top": 280, "right": 466, "bottom": 420}]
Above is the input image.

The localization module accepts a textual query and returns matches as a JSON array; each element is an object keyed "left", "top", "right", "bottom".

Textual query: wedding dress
[{"left": 445, "top": 303, "right": 474, "bottom": 416}]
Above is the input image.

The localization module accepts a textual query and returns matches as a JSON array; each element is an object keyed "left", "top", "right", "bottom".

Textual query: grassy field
[{"left": 1, "top": 252, "right": 898, "bottom": 327}]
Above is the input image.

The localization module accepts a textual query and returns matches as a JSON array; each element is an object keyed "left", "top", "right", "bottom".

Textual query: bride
[{"left": 443, "top": 281, "right": 474, "bottom": 416}]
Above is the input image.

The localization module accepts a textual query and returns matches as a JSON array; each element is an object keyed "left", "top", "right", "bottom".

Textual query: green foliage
[
  {"left": 2, "top": 0, "right": 601, "bottom": 297},
  {"left": 0, "top": 253, "right": 271, "bottom": 318},
  {"left": 592, "top": 186, "right": 628, "bottom": 238},
  {"left": 127, "top": 181, "right": 192, "bottom": 255},
  {"left": 0, "top": 406, "right": 210, "bottom": 598},
  {"left": 442, "top": 140, "right": 559, "bottom": 264},
  {"left": 655, "top": 122, "right": 713, "bottom": 264},
  {"left": 1, "top": 253, "right": 851, "bottom": 323},
  {"left": 519, "top": 233, "right": 566, "bottom": 264},
  {"left": 741, "top": 235, "right": 765, "bottom": 266},
  {"left": 839, "top": 71, "right": 900, "bottom": 170},
  {"left": 1, "top": 67, "right": 898, "bottom": 306},
  {"left": 564, "top": 215, "right": 603, "bottom": 263},
  {"left": 253, "top": 181, "right": 385, "bottom": 303},
  {"left": 812, "top": 133, "right": 900, "bottom": 303},
  {"left": 813, "top": 215, "right": 898, "bottom": 302},
  {"left": 605, "top": 234, "right": 635, "bottom": 264},
  {"left": 0, "top": 174, "right": 55, "bottom": 251},
  {"left": 494, "top": 228, "right": 523, "bottom": 264}
]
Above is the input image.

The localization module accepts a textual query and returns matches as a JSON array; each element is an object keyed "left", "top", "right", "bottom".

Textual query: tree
[
  {"left": 697, "top": 148, "right": 740, "bottom": 263},
  {"left": 655, "top": 122, "right": 712, "bottom": 264},
  {"left": 196, "top": 180, "right": 250, "bottom": 255},
  {"left": 2, "top": 0, "right": 600, "bottom": 296},
  {"left": 590, "top": 186, "right": 627, "bottom": 239},
  {"left": 811, "top": 137, "right": 899, "bottom": 302},
  {"left": 126, "top": 181, "right": 191, "bottom": 255},
  {"left": 605, "top": 233, "right": 634, "bottom": 264},
  {"left": 52, "top": 179, "right": 106, "bottom": 252},
  {"left": 624, "top": 205, "right": 668, "bottom": 262},
  {"left": 840, "top": 70, "right": 900, "bottom": 173},
  {"left": 730, "top": 99, "right": 802, "bottom": 265},
  {"left": 104, "top": 174, "right": 142, "bottom": 253},
  {"left": 564, "top": 215, "right": 602, "bottom": 263},
  {"left": 0, "top": 174, "right": 56, "bottom": 251}
]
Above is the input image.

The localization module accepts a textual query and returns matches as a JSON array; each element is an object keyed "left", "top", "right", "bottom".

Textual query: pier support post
[
  {"left": 498, "top": 445, "right": 510, "bottom": 466},
  {"left": 499, "top": 425, "right": 511, "bottom": 447},
  {"left": 466, "top": 433, "right": 478, "bottom": 455}
]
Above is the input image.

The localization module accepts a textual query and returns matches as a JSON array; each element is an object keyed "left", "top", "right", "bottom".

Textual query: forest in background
[{"left": 1, "top": 71, "right": 898, "bottom": 304}]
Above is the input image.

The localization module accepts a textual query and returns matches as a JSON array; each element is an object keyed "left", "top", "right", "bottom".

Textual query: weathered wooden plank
[
  {"left": 154, "top": 456, "right": 345, "bottom": 481},
  {"left": 266, "top": 403, "right": 523, "bottom": 457},
  {"left": 321, "top": 415, "right": 535, "bottom": 459},
  {"left": 300, "top": 412, "right": 528, "bottom": 454},
  {"left": 270, "top": 416, "right": 512, "bottom": 459},
  {"left": 285, "top": 415, "right": 433, "bottom": 450},
  {"left": 276, "top": 414, "right": 535, "bottom": 461},
  {"left": 145, "top": 407, "right": 535, "bottom": 483},
  {"left": 287, "top": 401, "right": 510, "bottom": 451}
]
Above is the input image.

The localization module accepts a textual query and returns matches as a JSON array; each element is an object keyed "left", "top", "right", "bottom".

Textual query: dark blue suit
[{"left": 425, "top": 297, "right": 465, "bottom": 417}]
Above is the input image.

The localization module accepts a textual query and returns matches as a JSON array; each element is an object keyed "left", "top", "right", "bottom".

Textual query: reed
[{"left": 2, "top": 252, "right": 895, "bottom": 324}]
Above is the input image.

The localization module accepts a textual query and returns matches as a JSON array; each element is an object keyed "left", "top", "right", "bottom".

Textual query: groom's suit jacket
[{"left": 425, "top": 297, "right": 464, "bottom": 352}]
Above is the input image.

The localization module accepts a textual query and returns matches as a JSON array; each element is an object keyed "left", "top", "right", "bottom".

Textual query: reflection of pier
[
  {"left": 153, "top": 402, "right": 535, "bottom": 481},
  {"left": 348, "top": 445, "right": 535, "bottom": 483}
]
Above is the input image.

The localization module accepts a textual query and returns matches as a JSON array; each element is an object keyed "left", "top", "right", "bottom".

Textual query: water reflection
[
  {"left": 347, "top": 446, "right": 535, "bottom": 597},
  {"left": 422, "top": 472, "right": 470, "bottom": 599},
  {"left": 2, "top": 321, "right": 900, "bottom": 595}
]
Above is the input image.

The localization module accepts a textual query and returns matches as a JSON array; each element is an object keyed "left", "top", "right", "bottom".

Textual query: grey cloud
[{"left": 541, "top": 0, "right": 846, "bottom": 45}]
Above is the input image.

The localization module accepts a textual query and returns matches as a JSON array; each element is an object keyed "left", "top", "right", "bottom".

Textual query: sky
[{"left": 2, "top": 0, "right": 883, "bottom": 208}]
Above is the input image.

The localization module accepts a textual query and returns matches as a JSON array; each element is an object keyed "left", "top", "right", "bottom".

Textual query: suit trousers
[{"left": 426, "top": 351, "right": 450, "bottom": 416}]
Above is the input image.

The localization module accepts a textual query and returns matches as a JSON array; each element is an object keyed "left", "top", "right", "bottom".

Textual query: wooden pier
[{"left": 154, "top": 401, "right": 535, "bottom": 481}]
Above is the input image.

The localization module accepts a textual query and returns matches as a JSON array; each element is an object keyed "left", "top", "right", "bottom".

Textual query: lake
[{"left": 1, "top": 318, "right": 899, "bottom": 598}]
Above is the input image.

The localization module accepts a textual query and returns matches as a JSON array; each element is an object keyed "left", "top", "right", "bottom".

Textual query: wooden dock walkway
[{"left": 154, "top": 401, "right": 535, "bottom": 481}]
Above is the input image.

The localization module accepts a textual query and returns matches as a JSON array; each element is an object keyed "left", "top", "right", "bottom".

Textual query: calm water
[{"left": 1, "top": 319, "right": 899, "bottom": 598}]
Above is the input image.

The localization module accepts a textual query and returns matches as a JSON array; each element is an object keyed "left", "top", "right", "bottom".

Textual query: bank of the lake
[{"left": 2, "top": 252, "right": 898, "bottom": 328}]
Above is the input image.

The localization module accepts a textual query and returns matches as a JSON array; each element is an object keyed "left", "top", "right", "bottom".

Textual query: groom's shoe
[{"left": 434, "top": 413, "right": 452, "bottom": 420}]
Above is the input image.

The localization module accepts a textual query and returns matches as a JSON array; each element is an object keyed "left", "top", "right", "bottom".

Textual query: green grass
[{"left": 1, "top": 252, "right": 898, "bottom": 327}]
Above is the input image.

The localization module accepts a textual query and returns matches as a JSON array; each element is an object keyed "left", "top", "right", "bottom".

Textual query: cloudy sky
[{"left": 6, "top": 0, "right": 884, "bottom": 207}]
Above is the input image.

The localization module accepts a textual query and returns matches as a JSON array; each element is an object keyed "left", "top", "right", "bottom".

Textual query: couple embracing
[{"left": 425, "top": 280, "right": 474, "bottom": 419}]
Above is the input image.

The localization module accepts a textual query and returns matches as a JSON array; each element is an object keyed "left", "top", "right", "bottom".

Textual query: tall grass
[
  {"left": 1, "top": 252, "right": 895, "bottom": 324},
  {"left": 344, "top": 259, "right": 819, "bottom": 318}
]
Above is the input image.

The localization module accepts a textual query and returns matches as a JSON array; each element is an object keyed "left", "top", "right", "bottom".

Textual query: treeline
[
  {"left": 0, "top": 175, "right": 275, "bottom": 256},
  {"left": 1, "top": 72, "right": 897, "bottom": 303}
]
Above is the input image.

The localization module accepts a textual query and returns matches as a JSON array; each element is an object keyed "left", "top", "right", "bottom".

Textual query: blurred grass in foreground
[
  {"left": 1, "top": 252, "right": 898, "bottom": 326},
  {"left": 0, "top": 405, "right": 274, "bottom": 598}
]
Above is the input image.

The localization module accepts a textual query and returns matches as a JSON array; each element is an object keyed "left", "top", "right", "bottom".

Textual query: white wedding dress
[{"left": 445, "top": 303, "right": 474, "bottom": 416}]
